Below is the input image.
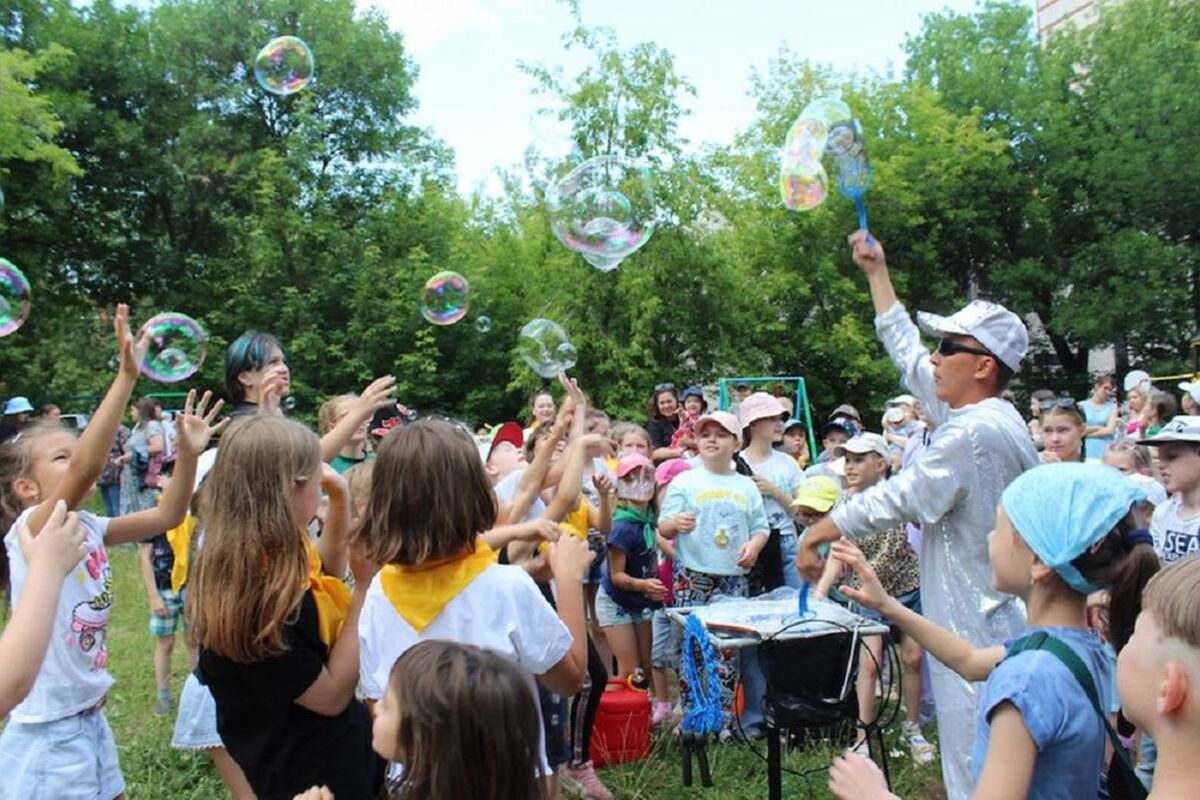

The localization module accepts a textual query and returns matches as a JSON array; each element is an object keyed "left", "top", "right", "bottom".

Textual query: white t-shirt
[
  {"left": 1150, "top": 496, "right": 1200, "bottom": 564},
  {"left": 495, "top": 469, "right": 547, "bottom": 523},
  {"left": 358, "top": 562, "right": 572, "bottom": 772},
  {"left": 741, "top": 450, "right": 804, "bottom": 531},
  {"left": 4, "top": 508, "right": 115, "bottom": 723}
]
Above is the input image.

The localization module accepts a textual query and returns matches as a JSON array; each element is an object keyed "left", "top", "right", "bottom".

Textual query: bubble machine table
[{"left": 666, "top": 594, "right": 891, "bottom": 800}]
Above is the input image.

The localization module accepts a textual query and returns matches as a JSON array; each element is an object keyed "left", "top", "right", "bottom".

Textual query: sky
[{"left": 372, "top": 0, "right": 1037, "bottom": 195}]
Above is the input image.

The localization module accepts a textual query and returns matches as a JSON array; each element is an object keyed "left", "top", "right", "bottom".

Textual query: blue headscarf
[{"left": 1000, "top": 463, "right": 1147, "bottom": 594}]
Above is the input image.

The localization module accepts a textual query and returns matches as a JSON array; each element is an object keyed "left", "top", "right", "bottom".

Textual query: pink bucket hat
[
  {"left": 655, "top": 457, "right": 692, "bottom": 486},
  {"left": 737, "top": 392, "right": 788, "bottom": 432},
  {"left": 616, "top": 452, "right": 655, "bottom": 479}
]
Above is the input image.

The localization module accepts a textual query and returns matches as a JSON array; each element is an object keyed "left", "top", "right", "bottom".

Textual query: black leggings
[{"left": 569, "top": 635, "right": 608, "bottom": 766}]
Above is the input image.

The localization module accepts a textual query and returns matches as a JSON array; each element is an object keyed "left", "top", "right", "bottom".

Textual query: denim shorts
[
  {"left": 0, "top": 708, "right": 125, "bottom": 800},
  {"left": 595, "top": 585, "right": 655, "bottom": 627},
  {"left": 148, "top": 587, "right": 186, "bottom": 637},
  {"left": 171, "top": 672, "right": 223, "bottom": 750},
  {"left": 650, "top": 607, "right": 679, "bottom": 670}
]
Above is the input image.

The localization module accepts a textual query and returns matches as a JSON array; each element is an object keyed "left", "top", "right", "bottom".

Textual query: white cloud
[{"left": 369, "top": 0, "right": 534, "bottom": 55}]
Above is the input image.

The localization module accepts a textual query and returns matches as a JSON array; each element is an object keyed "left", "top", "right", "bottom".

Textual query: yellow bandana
[
  {"left": 561, "top": 496, "right": 590, "bottom": 541},
  {"left": 378, "top": 538, "right": 498, "bottom": 632},
  {"left": 305, "top": 540, "right": 353, "bottom": 649},
  {"left": 166, "top": 514, "right": 197, "bottom": 594}
]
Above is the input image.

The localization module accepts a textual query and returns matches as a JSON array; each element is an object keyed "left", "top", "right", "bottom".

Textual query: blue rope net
[{"left": 680, "top": 613, "right": 724, "bottom": 736}]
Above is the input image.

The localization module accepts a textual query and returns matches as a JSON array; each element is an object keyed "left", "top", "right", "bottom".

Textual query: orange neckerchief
[
  {"left": 304, "top": 539, "right": 352, "bottom": 649},
  {"left": 378, "top": 538, "right": 498, "bottom": 632}
]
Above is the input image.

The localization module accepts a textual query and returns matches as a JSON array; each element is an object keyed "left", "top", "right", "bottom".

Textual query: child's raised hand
[
  {"left": 829, "top": 539, "right": 890, "bottom": 612},
  {"left": 675, "top": 511, "right": 696, "bottom": 534},
  {"left": 113, "top": 304, "right": 149, "bottom": 381},
  {"left": 18, "top": 500, "right": 87, "bottom": 578},
  {"left": 319, "top": 462, "right": 349, "bottom": 498},
  {"left": 519, "top": 519, "right": 561, "bottom": 544},
  {"left": 349, "top": 542, "right": 380, "bottom": 587},
  {"left": 828, "top": 750, "right": 893, "bottom": 800},
  {"left": 578, "top": 433, "right": 615, "bottom": 458},
  {"left": 641, "top": 577, "right": 668, "bottom": 602},
  {"left": 174, "top": 390, "right": 228, "bottom": 457},
  {"left": 258, "top": 366, "right": 290, "bottom": 415},
  {"left": 548, "top": 532, "right": 593, "bottom": 582},
  {"left": 593, "top": 472, "right": 615, "bottom": 501},
  {"left": 353, "top": 376, "right": 397, "bottom": 420}
]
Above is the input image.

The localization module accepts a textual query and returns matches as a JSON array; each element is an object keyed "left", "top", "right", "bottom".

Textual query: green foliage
[{"left": 0, "top": 0, "right": 1197, "bottom": 424}]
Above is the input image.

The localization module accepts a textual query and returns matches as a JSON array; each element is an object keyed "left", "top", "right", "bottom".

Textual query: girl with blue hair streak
[
  {"left": 224, "top": 331, "right": 290, "bottom": 416},
  {"left": 826, "top": 463, "right": 1160, "bottom": 800}
]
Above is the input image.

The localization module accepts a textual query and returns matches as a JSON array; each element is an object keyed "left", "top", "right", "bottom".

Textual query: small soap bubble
[
  {"left": 518, "top": 319, "right": 577, "bottom": 379},
  {"left": 420, "top": 271, "right": 469, "bottom": 326},
  {"left": 139, "top": 312, "right": 207, "bottom": 383},
  {"left": 779, "top": 161, "right": 829, "bottom": 211},
  {"left": 548, "top": 156, "right": 655, "bottom": 270},
  {"left": 474, "top": 315, "right": 492, "bottom": 333},
  {"left": 979, "top": 37, "right": 997, "bottom": 55},
  {"left": 283, "top": 396, "right": 297, "bottom": 413},
  {"left": 254, "top": 36, "right": 315, "bottom": 96},
  {"left": 0, "top": 258, "right": 31, "bottom": 337},
  {"left": 0, "top": 186, "right": 5, "bottom": 214}
]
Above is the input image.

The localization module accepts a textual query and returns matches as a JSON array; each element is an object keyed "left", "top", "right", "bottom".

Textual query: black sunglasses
[
  {"left": 1038, "top": 395, "right": 1078, "bottom": 412},
  {"left": 935, "top": 339, "right": 993, "bottom": 359}
]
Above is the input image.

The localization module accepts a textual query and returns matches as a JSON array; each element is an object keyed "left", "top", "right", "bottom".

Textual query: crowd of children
[{"left": 2, "top": 294, "right": 1200, "bottom": 800}]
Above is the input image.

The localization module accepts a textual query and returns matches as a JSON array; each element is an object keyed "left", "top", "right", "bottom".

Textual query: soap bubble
[
  {"left": 0, "top": 258, "right": 31, "bottom": 337},
  {"left": 834, "top": 153, "right": 873, "bottom": 197},
  {"left": 581, "top": 253, "right": 623, "bottom": 272},
  {"left": 979, "top": 37, "right": 998, "bottom": 55},
  {"left": 518, "top": 318, "right": 577, "bottom": 378},
  {"left": 420, "top": 271, "right": 469, "bottom": 326},
  {"left": 139, "top": 312, "right": 207, "bottom": 383},
  {"left": 779, "top": 161, "right": 829, "bottom": 211},
  {"left": 800, "top": 96, "right": 852, "bottom": 131},
  {"left": 783, "top": 118, "right": 827, "bottom": 165},
  {"left": 826, "top": 119, "right": 865, "bottom": 158},
  {"left": 548, "top": 156, "right": 655, "bottom": 270},
  {"left": 254, "top": 36, "right": 315, "bottom": 96},
  {"left": 474, "top": 315, "right": 492, "bottom": 333},
  {"left": 0, "top": 186, "right": 5, "bottom": 214}
]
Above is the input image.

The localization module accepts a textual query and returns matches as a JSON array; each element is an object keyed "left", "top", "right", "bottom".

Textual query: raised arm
[
  {"left": 318, "top": 376, "right": 396, "bottom": 463},
  {"left": 316, "top": 464, "right": 350, "bottom": 580}
]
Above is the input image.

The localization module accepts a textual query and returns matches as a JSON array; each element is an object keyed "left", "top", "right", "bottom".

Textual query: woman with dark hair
[
  {"left": 645, "top": 384, "right": 687, "bottom": 463},
  {"left": 1080, "top": 375, "right": 1118, "bottom": 461},
  {"left": 224, "top": 330, "right": 290, "bottom": 416}
]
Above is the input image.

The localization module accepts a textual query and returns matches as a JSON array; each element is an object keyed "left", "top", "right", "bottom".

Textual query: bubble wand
[{"left": 829, "top": 122, "right": 875, "bottom": 245}]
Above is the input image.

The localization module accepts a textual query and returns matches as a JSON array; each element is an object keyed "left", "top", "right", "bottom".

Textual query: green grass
[{"left": 29, "top": 545, "right": 948, "bottom": 798}]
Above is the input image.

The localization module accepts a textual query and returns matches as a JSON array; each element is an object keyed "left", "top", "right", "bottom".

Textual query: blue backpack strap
[{"left": 1004, "top": 633, "right": 1147, "bottom": 800}]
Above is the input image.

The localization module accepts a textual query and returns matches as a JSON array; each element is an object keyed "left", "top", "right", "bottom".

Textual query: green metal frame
[{"left": 718, "top": 375, "right": 816, "bottom": 457}]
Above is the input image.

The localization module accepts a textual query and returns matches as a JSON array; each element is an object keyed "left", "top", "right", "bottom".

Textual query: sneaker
[
  {"left": 153, "top": 694, "right": 173, "bottom": 717},
  {"left": 562, "top": 761, "right": 613, "bottom": 800},
  {"left": 651, "top": 700, "right": 673, "bottom": 727},
  {"left": 903, "top": 721, "right": 937, "bottom": 765}
]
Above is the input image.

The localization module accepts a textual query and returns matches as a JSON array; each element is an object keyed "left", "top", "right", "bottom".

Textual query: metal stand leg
[
  {"left": 682, "top": 733, "right": 693, "bottom": 787},
  {"left": 767, "top": 723, "right": 782, "bottom": 800},
  {"left": 696, "top": 735, "right": 713, "bottom": 788}
]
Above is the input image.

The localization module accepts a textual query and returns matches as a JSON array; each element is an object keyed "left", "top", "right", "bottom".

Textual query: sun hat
[
  {"left": 1178, "top": 381, "right": 1200, "bottom": 405},
  {"left": 1125, "top": 472, "right": 1168, "bottom": 507},
  {"left": 917, "top": 299, "right": 1029, "bottom": 372},
  {"left": 1123, "top": 370, "right": 1151, "bottom": 394},
  {"left": 655, "top": 458, "right": 692, "bottom": 486},
  {"left": 737, "top": 392, "right": 787, "bottom": 432},
  {"left": 887, "top": 394, "right": 916, "bottom": 407},
  {"left": 1000, "top": 463, "right": 1146, "bottom": 594},
  {"left": 616, "top": 452, "right": 655, "bottom": 479},
  {"left": 828, "top": 403, "right": 862, "bottom": 423},
  {"left": 791, "top": 475, "right": 840, "bottom": 512},
  {"left": 680, "top": 385, "right": 708, "bottom": 411},
  {"left": 837, "top": 432, "right": 891, "bottom": 461},
  {"left": 4, "top": 396, "right": 33, "bottom": 415},
  {"left": 477, "top": 421, "right": 525, "bottom": 464},
  {"left": 1138, "top": 415, "right": 1200, "bottom": 446},
  {"left": 695, "top": 411, "right": 740, "bottom": 438}
]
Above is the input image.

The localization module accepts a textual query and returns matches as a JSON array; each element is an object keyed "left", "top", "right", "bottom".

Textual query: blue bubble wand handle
[{"left": 836, "top": 152, "right": 876, "bottom": 247}]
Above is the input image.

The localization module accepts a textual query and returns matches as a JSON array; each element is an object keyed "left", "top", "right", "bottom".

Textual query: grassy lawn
[{"left": 15, "top": 544, "right": 947, "bottom": 798}]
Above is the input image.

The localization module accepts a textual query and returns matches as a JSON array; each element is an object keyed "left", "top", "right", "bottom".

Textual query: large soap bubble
[
  {"left": 420, "top": 271, "right": 469, "bottom": 326},
  {"left": 779, "top": 95, "right": 872, "bottom": 227},
  {"left": 0, "top": 258, "right": 31, "bottom": 337},
  {"left": 254, "top": 36, "right": 315, "bottom": 96},
  {"left": 139, "top": 312, "right": 208, "bottom": 383},
  {"left": 799, "top": 96, "right": 853, "bottom": 131},
  {"left": 518, "top": 319, "right": 577, "bottom": 379},
  {"left": 548, "top": 156, "right": 655, "bottom": 270}
]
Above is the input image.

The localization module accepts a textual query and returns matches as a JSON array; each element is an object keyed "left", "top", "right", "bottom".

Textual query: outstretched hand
[
  {"left": 829, "top": 539, "right": 891, "bottom": 612},
  {"left": 174, "top": 389, "right": 228, "bottom": 457},
  {"left": 847, "top": 230, "right": 887, "bottom": 277},
  {"left": 114, "top": 304, "right": 149, "bottom": 381}
]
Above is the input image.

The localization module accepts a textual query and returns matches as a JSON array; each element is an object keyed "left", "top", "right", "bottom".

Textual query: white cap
[
  {"left": 1126, "top": 473, "right": 1168, "bottom": 507},
  {"left": 887, "top": 394, "right": 915, "bottom": 407},
  {"left": 1124, "top": 370, "right": 1151, "bottom": 393},
  {"left": 1179, "top": 381, "right": 1200, "bottom": 405},
  {"left": 917, "top": 300, "right": 1028, "bottom": 372},
  {"left": 1139, "top": 415, "right": 1200, "bottom": 446},
  {"left": 836, "top": 432, "right": 891, "bottom": 460},
  {"left": 883, "top": 407, "right": 906, "bottom": 425},
  {"left": 193, "top": 447, "right": 218, "bottom": 494}
]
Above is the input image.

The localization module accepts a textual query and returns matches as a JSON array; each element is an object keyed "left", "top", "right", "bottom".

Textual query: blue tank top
[{"left": 1080, "top": 400, "right": 1115, "bottom": 460}]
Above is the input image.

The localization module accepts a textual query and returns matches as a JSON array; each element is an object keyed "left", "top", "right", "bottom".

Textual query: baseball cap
[
  {"left": 4, "top": 396, "right": 33, "bottom": 415},
  {"left": 477, "top": 421, "right": 526, "bottom": 464},
  {"left": 791, "top": 475, "right": 840, "bottom": 512},
  {"left": 1138, "top": 415, "right": 1200, "bottom": 446},
  {"left": 783, "top": 418, "right": 806, "bottom": 433},
  {"left": 828, "top": 403, "right": 862, "bottom": 423},
  {"left": 837, "top": 432, "right": 891, "bottom": 460},
  {"left": 887, "top": 394, "right": 916, "bottom": 407},
  {"left": 917, "top": 299, "right": 1028, "bottom": 372},
  {"left": 738, "top": 392, "right": 787, "bottom": 431},
  {"left": 1179, "top": 381, "right": 1200, "bottom": 405},
  {"left": 695, "top": 411, "right": 740, "bottom": 438},
  {"left": 655, "top": 458, "right": 692, "bottom": 486},
  {"left": 616, "top": 452, "right": 655, "bottom": 479},
  {"left": 819, "top": 418, "right": 856, "bottom": 439},
  {"left": 1124, "top": 370, "right": 1151, "bottom": 393},
  {"left": 370, "top": 402, "right": 416, "bottom": 439}
]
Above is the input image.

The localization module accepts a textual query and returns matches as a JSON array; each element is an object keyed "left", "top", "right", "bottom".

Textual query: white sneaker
[{"left": 903, "top": 721, "right": 937, "bottom": 765}]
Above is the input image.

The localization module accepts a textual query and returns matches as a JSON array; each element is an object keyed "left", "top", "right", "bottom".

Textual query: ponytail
[{"left": 1071, "top": 512, "right": 1161, "bottom": 651}]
